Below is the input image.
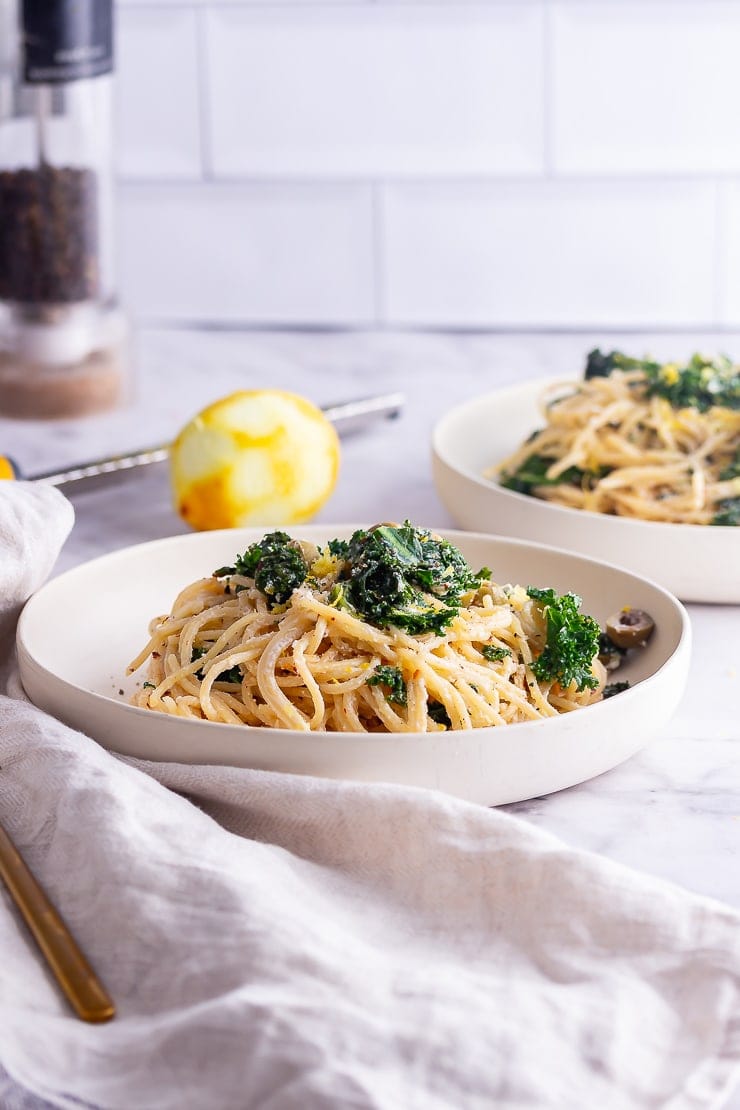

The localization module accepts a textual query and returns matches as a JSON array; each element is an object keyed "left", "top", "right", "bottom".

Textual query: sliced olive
[
  {"left": 605, "top": 608, "right": 655, "bottom": 650},
  {"left": 597, "top": 631, "right": 625, "bottom": 671}
]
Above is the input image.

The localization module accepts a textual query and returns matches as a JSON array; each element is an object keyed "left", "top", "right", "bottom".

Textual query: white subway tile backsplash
[
  {"left": 118, "top": 184, "right": 374, "bottom": 324},
  {"left": 205, "top": 6, "right": 544, "bottom": 177},
  {"left": 552, "top": 2, "right": 740, "bottom": 175},
  {"left": 108, "top": 0, "right": 740, "bottom": 328},
  {"left": 382, "top": 181, "right": 716, "bottom": 327},
  {"left": 116, "top": 7, "right": 202, "bottom": 178}
]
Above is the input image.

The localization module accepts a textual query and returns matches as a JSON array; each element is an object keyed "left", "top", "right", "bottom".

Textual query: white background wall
[{"left": 115, "top": 1, "right": 740, "bottom": 329}]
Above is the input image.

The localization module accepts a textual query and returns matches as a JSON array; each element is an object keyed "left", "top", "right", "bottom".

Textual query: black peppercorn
[{"left": 0, "top": 164, "right": 99, "bottom": 304}]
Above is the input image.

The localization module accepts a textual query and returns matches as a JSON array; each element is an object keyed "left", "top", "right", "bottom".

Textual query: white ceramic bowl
[
  {"left": 432, "top": 378, "right": 740, "bottom": 604},
  {"left": 17, "top": 525, "right": 690, "bottom": 807}
]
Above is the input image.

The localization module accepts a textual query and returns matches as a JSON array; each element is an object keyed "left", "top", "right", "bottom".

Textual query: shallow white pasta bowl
[
  {"left": 17, "top": 525, "right": 690, "bottom": 807},
  {"left": 432, "top": 378, "right": 740, "bottom": 604}
]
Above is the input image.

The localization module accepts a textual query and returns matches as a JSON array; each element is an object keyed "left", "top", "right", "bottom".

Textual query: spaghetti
[
  {"left": 127, "top": 525, "right": 611, "bottom": 733},
  {"left": 494, "top": 351, "right": 740, "bottom": 526}
]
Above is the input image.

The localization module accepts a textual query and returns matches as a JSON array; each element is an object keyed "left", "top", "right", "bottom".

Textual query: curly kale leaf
[
  {"left": 216, "top": 531, "right": 308, "bottom": 606},
  {"left": 347, "top": 523, "right": 482, "bottom": 604},
  {"left": 719, "top": 449, "right": 740, "bottom": 482},
  {"left": 713, "top": 447, "right": 740, "bottom": 524},
  {"left": 481, "top": 644, "right": 511, "bottom": 662},
  {"left": 366, "top": 664, "right": 407, "bottom": 706},
  {"left": 340, "top": 522, "right": 487, "bottom": 635},
  {"left": 713, "top": 446, "right": 740, "bottom": 525},
  {"left": 327, "top": 538, "right": 350, "bottom": 559},
  {"left": 713, "top": 498, "right": 740, "bottom": 526},
  {"left": 603, "top": 681, "right": 630, "bottom": 699},
  {"left": 501, "top": 453, "right": 610, "bottom": 497},
  {"left": 646, "top": 354, "right": 740, "bottom": 411},
  {"left": 213, "top": 564, "right": 236, "bottom": 578},
  {"left": 428, "top": 701, "right": 452, "bottom": 728},
  {"left": 584, "top": 348, "right": 652, "bottom": 380},
  {"left": 584, "top": 349, "right": 616, "bottom": 379},
  {"left": 526, "top": 587, "right": 600, "bottom": 692},
  {"left": 584, "top": 349, "right": 740, "bottom": 411},
  {"left": 191, "top": 646, "right": 242, "bottom": 684}
]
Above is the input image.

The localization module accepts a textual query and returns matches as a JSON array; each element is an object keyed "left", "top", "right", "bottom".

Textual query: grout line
[
  {"left": 129, "top": 320, "right": 737, "bottom": 336},
  {"left": 194, "top": 6, "right": 213, "bottom": 180},
  {"left": 371, "top": 183, "right": 384, "bottom": 325},
  {"left": 713, "top": 180, "right": 726, "bottom": 326},
  {"left": 117, "top": 1, "right": 544, "bottom": 8},
  {"left": 117, "top": 1, "right": 374, "bottom": 8},
  {"left": 115, "top": 172, "right": 740, "bottom": 188},
  {"left": 116, "top": 1, "right": 721, "bottom": 9},
  {"left": 115, "top": 0, "right": 740, "bottom": 9},
  {"left": 541, "top": 1, "right": 553, "bottom": 178}
]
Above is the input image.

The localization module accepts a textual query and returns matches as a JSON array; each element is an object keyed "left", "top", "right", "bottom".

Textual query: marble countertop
[{"left": 2, "top": 326, "right": 740, "bottom": 1107}]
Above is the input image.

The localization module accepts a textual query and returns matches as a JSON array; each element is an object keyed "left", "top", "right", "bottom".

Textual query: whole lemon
[{"left": 170, "top": 389, "right": 340, "bottom": 530}]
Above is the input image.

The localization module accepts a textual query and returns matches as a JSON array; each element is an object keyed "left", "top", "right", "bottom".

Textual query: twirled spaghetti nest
[
  {"left": 129, "top": 570, "right": 605, "bottom": 733},
  {"left": 495, "top": 360, "right": 740, "bottom": 526}
]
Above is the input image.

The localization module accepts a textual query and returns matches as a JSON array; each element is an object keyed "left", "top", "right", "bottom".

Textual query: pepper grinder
[{"left": 0, "top": 0, "right": 126, "bottom": 419}]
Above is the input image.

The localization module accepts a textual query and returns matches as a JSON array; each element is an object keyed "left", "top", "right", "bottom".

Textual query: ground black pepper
[{"left": 0, "top": 165, "right": 99, "bottom": 303}]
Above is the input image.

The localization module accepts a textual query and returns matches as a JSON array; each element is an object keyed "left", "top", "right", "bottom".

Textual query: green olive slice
[
  {"left": 597, "top": 635, "right": 624, "bottom": 671},
  {"left": 605, "top": 608, "right": 655, "bottom": 650}
]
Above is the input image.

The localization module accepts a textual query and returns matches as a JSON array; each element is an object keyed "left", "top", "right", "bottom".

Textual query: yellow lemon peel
[{"left": 171, "top": 389, "right": 340, "bottom": 531}]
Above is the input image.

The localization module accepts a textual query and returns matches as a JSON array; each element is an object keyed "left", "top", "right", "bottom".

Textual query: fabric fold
[
  {"left": 0, "top": 484, "right": 739, "bottom": 1110},
  {"left": 0, "top": 483, "right": 73, "bottom": 687}
]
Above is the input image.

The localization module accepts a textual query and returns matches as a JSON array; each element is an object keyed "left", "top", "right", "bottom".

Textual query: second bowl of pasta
[{"left": 432, "top": 354, "right": 739, "bottom": 603}]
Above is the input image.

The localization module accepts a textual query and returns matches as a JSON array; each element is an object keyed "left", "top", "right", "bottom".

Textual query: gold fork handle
[{"left": 0, "top": 821, "right": 115, "bottom": 1023}]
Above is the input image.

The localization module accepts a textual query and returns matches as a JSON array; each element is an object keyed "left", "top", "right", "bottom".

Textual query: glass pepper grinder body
[{"left": 0, "top": 0, "right": 126, "bottom": 418}]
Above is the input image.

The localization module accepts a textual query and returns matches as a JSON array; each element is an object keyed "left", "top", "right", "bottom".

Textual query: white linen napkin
[{"left": 1, "top": 482, "right": 739, "bottom": 1110}]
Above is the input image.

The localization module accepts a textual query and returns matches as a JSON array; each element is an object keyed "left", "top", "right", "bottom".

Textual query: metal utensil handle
[
  {"left": 0, "top": 821, "right": 115, "bottom": 1023},
  {"left": 32, "top": 391, "right": 404, "bottom": 489},
  {"left": 321, "top": 391, "right": 404, "bottom": 435},
  {"left": 34, "top": 445, "right": 170, "bottom": 487}
]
